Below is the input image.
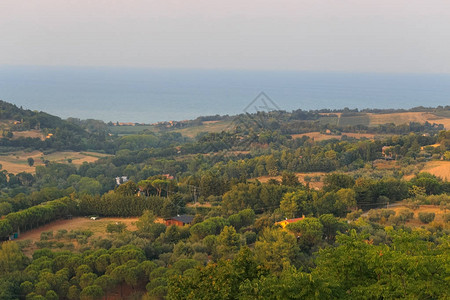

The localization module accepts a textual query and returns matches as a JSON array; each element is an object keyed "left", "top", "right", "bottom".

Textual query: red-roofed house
[{"left": 275, "top": 216, "right": 305, "bottom": 228}]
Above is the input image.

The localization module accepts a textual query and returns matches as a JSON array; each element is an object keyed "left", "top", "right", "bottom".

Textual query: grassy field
[
  {"left": 11, "top": 129, "right": 45, "bottom": 140},
  {"left": 388, "top": 204, "right": 448, "bottom": 228},
  {"left": 368, "top": 112, "right": 450, "bottom": 129},
  {"left": 253, "top": 172, "right": 325, "bottom": 190},
  {"left": 411, "top": 161, "right": 450, "bottom": 181},
  {"left": 108, "top": 120, "right": 233, "bottom": 138},
  {"left": 316, "top": 115, "right": 339, "bottom": 126},
  {"left": 338, "top": 114, "right": 371, "bottom": 127},
  {"left": 173, "top": 120, "right": 233, "bottom": 138},
  {"left": 0, "top": 151, "right": 111, "bottom": 174},
  {"left": 0, "top": 150, "right": 44, "bottom": 173},
  {"left": 433, "top": 111, "right": 450, "bottom": 118},
  {"left": 372, "top": 159, "right": 399, "bottom": 170},
  {"left": 316, "top": 111, "right": 450, "bottom": 129},
  {"left": 15, "top": 217, "right": 139, "bottom": 255},
  {"left": 44, "top": 151, "right": 111, "bottom": 165}
]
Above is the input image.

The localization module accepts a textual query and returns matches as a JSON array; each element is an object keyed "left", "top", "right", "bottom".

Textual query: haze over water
[{"left": 1, "top": 66, "right": 450, "bottom": 123}]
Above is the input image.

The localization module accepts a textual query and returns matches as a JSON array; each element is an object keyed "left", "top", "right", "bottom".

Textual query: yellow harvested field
[
  {"left": 319, "top": 112, "right": 342, "bottom": 117},
  {"left": 254, "top": 172, "right": 325, "bottom": 189},
  {"left": 389, "top": 205, "right": 448, "bottom": 227},
  {"left": 291, "top": 132, "right": 375, "bottom": 141},
  {"left": 0, "top": 150, "right": 44, "bottom": 173},
  {"left": 373, "top": 159, "right": 399, "bottom": 170},
  {"left": 0, "top": 151, "right": 111, "bottom": 174},
  {"left": 0, "top": 161, "right": 37, "bottom": 174},
  {"left": 435, "top": 118, "right": 450, "bottom": 129},
  {"left": 202, "top": 120, "right": 220, "bottom": 124},
  {"left": 43, "top": 151, "right": 111, "bottom": 165},
  {"left": 174, "top": 120, "right": 233, "bottom": 138},
  {"left": 416, "top": 161, "right": 450, "bottom": 181},
  {"left": 15, "top": 217, "right": 139, "bottom": 255},
  {"left": 11, "top": 130, "right": 45, "bottom": 140},
  {"left": 16, "top": 217, "right": 139, "bottom": 242},
  {"left": 368, "top": 112, "right": 450, "bottom": 129}
]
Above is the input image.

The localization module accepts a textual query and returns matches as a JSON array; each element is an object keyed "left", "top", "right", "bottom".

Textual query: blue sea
[{"left": 1, "top": 66, "right": 449, "bottom": 123}]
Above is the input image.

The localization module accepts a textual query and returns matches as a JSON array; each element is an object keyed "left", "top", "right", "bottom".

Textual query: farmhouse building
[
  {"left": 276, "top": 216, "right": 305, "bottom": 229},
  {"left": 165, "top": 215, "right": 194, "bottom": 227}
]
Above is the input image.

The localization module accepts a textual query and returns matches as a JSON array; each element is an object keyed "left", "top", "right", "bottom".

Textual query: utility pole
[{"left": 193, "top": 186, "right": 198, "bottom": 204}]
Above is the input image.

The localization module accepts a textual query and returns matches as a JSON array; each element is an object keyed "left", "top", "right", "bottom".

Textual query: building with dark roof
[{"left": 165, "top": 215, "right": 194, "bottom": 226}]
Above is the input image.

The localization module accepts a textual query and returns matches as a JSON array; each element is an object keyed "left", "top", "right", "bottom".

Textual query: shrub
[
  {"left": 368, "top": 210, "right": 381, "bottom": 222},
  {"left": 40, "top": 231, "right": 53, "bottom": 241},
  {"left": 379, "top": 209, "right": 395, "bottom": 219},
  {"left": 397, "top": 208, "right": 414, "bottom": 222},
  {"left": 418, "top": 212, "right": 435, "bottom": 224},
  {"left": 346, "top": 209, "right": 363, "bottom": 221},
  {"left": 443, "top": 213, "right": 450, "bottom": 223},
  {"left": 55, "top": 229, "right": 68, "bottom": 239},
  {"left": 405, "top": 199, "right": 420, "bottom": 210},
  {"left": 243, "top": 231, "right": 257, "bottom": 245},
  {"left": 388, "top": 215, "right": 403, "bottom": 225},
  {"left": 106, "top": 222, "right": 126, "bottom": 233},
  {"left": 367, "top": 209, "right": 395, "bottom": 223}
]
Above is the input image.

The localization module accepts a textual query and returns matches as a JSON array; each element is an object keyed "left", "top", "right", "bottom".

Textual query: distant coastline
[{"left": 1, "top": 66, "right": 450, "bottom": 123}]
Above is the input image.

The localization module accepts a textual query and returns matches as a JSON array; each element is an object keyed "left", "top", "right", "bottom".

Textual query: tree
[
  {"left": 115, "top": 181, "right": 137, "bottom": 196},
  {"left": 228, "top": 209, "right": 255, "bottom": 230},
  {"left": 315, "top": 230, "right": 449, "bottom": 299},
  {"left": 124, "top": 263, "right": 143, "bottom": 290},
  {"left": 216, "top": 226, "right": 240, "bottom": 257},
  {"left": 323, "top": 173, "right": 355, "bottom": 192},
  {"left": 27, "top": 157, "right": 34, "bottom": 167},
  {"left": 20, "top": 281, "right": 34, "bottom": 296},
  {"left": 161, "top": 198, "right": 177, "bottom": 218},
  {"left": 286, "top": 217, "right": 323, "bottom": 250},
  {"left": 335, "top": 188, "right": 357, "bottom": 216},
  {"left": 95, "top": 275, "right": 116, "bottom": 299},
  {"left": 80, "top": 273, "right": 98, "bottom": 289},
  {"left": 152, "top": 179, "right": 169, "bottom": 197},
  {"left": 410, "top": 173, "right": 442, "bottom": 195},
  {"left": 80, "top": 285, "right": 103, "bottom": 300},
  {"left": 167, "top": 247, "right": 264, "bottom": 300},
  {"left": 0, "top": 241, "right": 28, "bottom": 273},
  {"left": 111, "top": 265, "right": 127, "bottom": 297},
  {"left": 418, "top": 212, "right": 435, "bottom": 223},
  {"left": 77, "top": 177, "right": 102, "bottom": 195},
  {"left": 0, "top": 202, "right": 13, "bottom": 216},
  {"left": 319, "top": 214, "right": 346, "bottom": 241},
  {"left": 280, "top": 192, "right": 299, "bottom": 219},
  {"left": 240, "top": 266, "right": 335, "bottom": 299},
  {"left": 222, "top": 183, "right": 260, "bottom": 213},
  {"left": 45, "top": 290, "right": 58, "bottom": 300},
  {"left": 281, "top": 172, "right": 299, "bottom": 186},
  {"left": 254, "top": 228, "right": 298, "bottom": 272}
]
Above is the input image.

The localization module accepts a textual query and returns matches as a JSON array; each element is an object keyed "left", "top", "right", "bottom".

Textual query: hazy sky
[{"left": 1, "top": 0, "right": 450, "bottom": 73}]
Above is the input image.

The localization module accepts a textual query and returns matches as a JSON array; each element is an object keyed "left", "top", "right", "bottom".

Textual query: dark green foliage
[
  {"left": 79, "top": 192, "right": 166, "bottom": 217},
  {"left": 418, "top": 212, "right": 435, "bottom": 223},
  {"left": 106, "top": 222, "right": 126, "bottom": 234},
  {"left": 190, "top": 217, "right": 229, "bottom": 240},
  {"left": 323, "top": 173, "right": 355, "bottom": 192},
  {"left": 227, "top": 209, "right": 255, "bottom": 230},
  {"left": 1, "top": 197, "right": 78, "bottom": 238}
]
